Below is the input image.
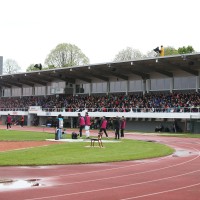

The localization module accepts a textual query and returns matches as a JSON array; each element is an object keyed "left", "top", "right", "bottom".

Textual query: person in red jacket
[
  {"left": 85, "top": 112, "right": 91, "bottom": 139},
  {"left": 120, "top": 116, "right": 126, "bottom": 138},
  {"left": 20, "top": 115, "right": 24, "bottom": 127},
  {"left": 100, "top": 116, "right": 108, "bottom": 138},
  {"left": 78, "top": 113, "right": 85, "bottom": 138}
]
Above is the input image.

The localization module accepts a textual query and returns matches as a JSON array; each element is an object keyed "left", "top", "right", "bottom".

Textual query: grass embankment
[
  {"left": 133, "top": 132, "right": 200, "bottom": 138},
  {"left": 160, "top": 133, "right": 200, "bottom": 138},
  {"left": 0, "top": 130, "right": 174, "bottom": 166},
  {"left": 138, "top": 132, "right": 200, "bottom": 138}
]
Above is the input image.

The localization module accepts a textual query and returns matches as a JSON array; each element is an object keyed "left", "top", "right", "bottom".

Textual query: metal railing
[
  {"left": 0, "top": 107, "right": 200, "bottom": 113},
  {"left": 0, "top": 108, "right": 28, "bottom": 111},
  {"left": 41, "top": 107, "right": 200, "bottom": 113}
]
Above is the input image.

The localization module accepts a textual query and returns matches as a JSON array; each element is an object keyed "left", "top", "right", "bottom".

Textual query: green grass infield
[{"left": 0, "top": 130, "right": 174, "bottom": 166}]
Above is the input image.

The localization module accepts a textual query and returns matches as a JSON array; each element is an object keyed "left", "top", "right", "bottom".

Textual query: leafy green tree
[
  {"left": 45, "top": 43, "right": 89, "bottom": 68},
  {"left": 178, "top": 45, "right": 195, "bottom": 54},
  {"left": 26, "top": 64, "right": 38, "bottom": 72},
  {"left": 163, "top": 46, "right": 178, "bottom": 56},
  {"left": 26, "top": 64, "right": 55, "bottom": 72},
  {"left": 3, "top": 59, "right": 21, "bottom": 74},
  {"left": 113, "top": 47, "right": 143, "bottom": 61},
  {"left": 146, "top": 45, "right": 195, "bottom": 57}
]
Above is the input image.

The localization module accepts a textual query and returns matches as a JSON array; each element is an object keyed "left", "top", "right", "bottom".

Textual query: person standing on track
[
  {"left": 120, "top": 116, "right": 126, "bottom": 138},
  {"left": 6, "top": 114, "right": 12, "bottom": 129},
  {"left": 78, "top": 113, "right": 85, "bottom": 138},
  {"left": 20, "top": 115, "right": 24, "bottom": 127},
  {"left": 55, "top": 114, "right": 63, "bottom": 140},
  {"left": 85, "top": 112, "right": 91, "bottom": 139},
  {"left": 113, "top": 116, "right": 120, "bottom": 139}
]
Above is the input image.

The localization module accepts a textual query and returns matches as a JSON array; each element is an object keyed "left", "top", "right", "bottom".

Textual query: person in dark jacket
[
  {"left": 113, "top": 116, "right": 120, "bottom": 139},
  {"left": 6, "top": 114, "right": 12, "bottom": 129}
]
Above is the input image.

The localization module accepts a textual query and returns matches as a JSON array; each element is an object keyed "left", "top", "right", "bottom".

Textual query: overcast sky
[{"left": 0, "top": 0, "right": 200, "bottom": 72}]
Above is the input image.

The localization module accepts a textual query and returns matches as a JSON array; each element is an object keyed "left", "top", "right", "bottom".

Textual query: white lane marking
[
  {"left": 24, "top": 168, "right": 200, "bottom": 200},
  {"left": 121, "top": 183, "right": 200, "bottom": 200}
]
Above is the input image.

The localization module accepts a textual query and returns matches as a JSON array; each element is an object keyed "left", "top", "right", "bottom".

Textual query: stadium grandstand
[{"left": 0, "top": 53, "right": 200, "bottom": 133}]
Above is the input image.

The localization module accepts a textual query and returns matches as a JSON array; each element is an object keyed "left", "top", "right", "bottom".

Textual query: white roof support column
[
  {"left": 170, "top": 77, "right": 174, "bottom": 93},
  {"left": 125, "top": 80, "right": 129, "bottom": 95},
  {"left": 144, "top": 79, "right": 150, "bottom": 94},
  {"left": 142, "top": 79, "right": 146, "bottom": 94},
  {"left": 196, "top": 75, "right": 199, "bottom": 92},
  {"left": 106, "top": 81, "right": 110, "bottom": 95},
  {"left": 89, "top": 82, "right": 92, "bottom": 96}
]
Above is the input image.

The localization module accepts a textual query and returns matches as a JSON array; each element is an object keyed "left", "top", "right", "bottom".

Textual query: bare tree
[
  {"left": 3, "top": 59, "right": 21, "bottom": 74},
  {"left": 145, "top": 50, "right": 157, "bottom": 58},
  {"left": 114, "top": 47, "right": 143, "bottom": 61}
]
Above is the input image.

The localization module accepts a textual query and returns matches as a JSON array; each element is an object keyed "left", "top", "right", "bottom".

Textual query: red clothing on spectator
[
  {"left": 121, "top": 119, "right": 126, "bottom": 129},
  {"left": 20, "top": 116, "right": 24, "bottom": 127},
  {"left": 7, "top": 115, "right": 12, "bottom": 123},
  {"left": 79, "top": 116, "right": 85, "bottom": 126},
  {"left": 100, "top": 119, "right": 107, "bottom": 129},
  {"left": 85, "top": 115, "right": 91, "bottom": 126}
]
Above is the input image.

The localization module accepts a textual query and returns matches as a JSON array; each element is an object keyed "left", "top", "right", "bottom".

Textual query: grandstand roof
[{"left": 1, "top": 53, "right": 200, "bottom": 87}]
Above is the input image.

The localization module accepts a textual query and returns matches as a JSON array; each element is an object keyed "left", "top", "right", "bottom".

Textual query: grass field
[{"left": 0, "top": 130, "right": 174, "bottom": 166}]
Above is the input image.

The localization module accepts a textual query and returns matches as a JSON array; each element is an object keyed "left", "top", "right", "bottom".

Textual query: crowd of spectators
[{"left": 0, "top": 92, "right": 200, "bottom": 113}]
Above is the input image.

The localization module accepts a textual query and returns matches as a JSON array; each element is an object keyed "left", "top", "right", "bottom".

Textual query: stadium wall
[{"left": 0, "top": 110, "right": 199, "bottom": 133}]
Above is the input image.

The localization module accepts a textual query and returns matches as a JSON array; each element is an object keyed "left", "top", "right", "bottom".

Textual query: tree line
[{"left": 3, "top": 44, "right": 195, "bottom": 74}]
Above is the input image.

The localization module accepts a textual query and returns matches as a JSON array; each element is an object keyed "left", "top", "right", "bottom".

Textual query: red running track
[{"left": 0, "top": 127, "right": 200, "bottom": 200}]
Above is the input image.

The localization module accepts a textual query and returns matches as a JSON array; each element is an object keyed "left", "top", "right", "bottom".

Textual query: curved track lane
[{"left": 0, "top": 129, "right": 200, "bottom": 200}]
